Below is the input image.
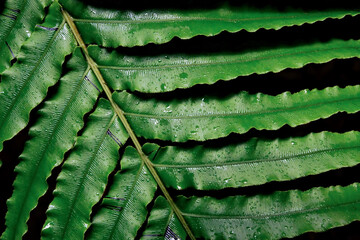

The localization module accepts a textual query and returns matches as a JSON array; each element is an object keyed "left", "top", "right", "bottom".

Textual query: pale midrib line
[
  {"left": 153, "top": 145, "right": 360, "bottom": 168},
  {"left": 0, "top": 20, "right": 66, "bottom": 126},
  {"left": 96, "top": 45, "right": 360, "bottom": 70},
  {"left": 181, "top": 198, "right": 360, "bottom": 220},
  {"left": 60, "top": 113, "right": 116, "bottom": 240},
  {"left": 164, "top": 209, "right": 176, "bottom": 237},
  {"left": 123, "top": 95, "right": 360, "bottom": 120},
  {"left": 72, "top": 12, "right": 349, "bottom": 24}
]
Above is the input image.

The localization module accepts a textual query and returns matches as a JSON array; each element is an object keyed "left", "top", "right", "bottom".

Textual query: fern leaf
[
  {"left": 2, "top": 47, "right": 99, "bottom": 240},
  {"left": 41, "top": 99, "right": 128, "bottom": 240},
  {"left": 148, "top": 131, "right": 360, "bottom": 190},
  {"left": 90, "top": 39, "right": 360, "bottom": 92},
  {"left": 1, "top": 1, "right": 360, "bottom": 239},
  {"left": 113, "top": 85, "right": 360, "bottom": 142},
  {"left": 0, "top": 0, "right": 51, "bottom": 72},
  {"left": 59, "top": 0, "right": 358, "bottom": 47},
  {"left": 141, "top": 196, "right": 187, "bottom": 240},
  {"left": 87, "top": 145, "right": 158, "bottom": 240},
  {"left": 0, "top": 2, "right": 76, "bottom": 151},
  {"left": 144, "top": 183, "right": 360, "bottom": 239}
]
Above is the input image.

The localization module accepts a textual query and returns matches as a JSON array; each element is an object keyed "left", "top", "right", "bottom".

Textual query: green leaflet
[
  {"left": 0, "top": 0, "right": 51, "bottom": 73},
  {"left": 2, "top": 47, "right": 100, "bottom": 240},
  {"left": 87, "top": 145, "right": 158, "bottom": 240},
  {"left": 144, "top": 184, "right": 360, "bottom": 240},
  {"left": 0, "top": 2, "right": 76, "bottom": 151},
  {"left": 113, "top": 85, "right": 360, "bottom": 142},
  {"left": 141, "top": 197, "right": 187, "bottom": 240},
  {"left": 42, "top": 99, "right": 129, "bottom": 240},
  {"left": 90, "top": 39, "right": 360, "bottom": 93},
  {"left": 148, "top": 131, "right": 360, "bottom": 190},
  {"left": 60, "top": 0, "right": 358, "bottom": 47}
]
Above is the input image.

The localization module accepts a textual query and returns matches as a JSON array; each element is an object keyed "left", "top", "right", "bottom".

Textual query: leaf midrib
[{"left": 72, "top": 12, "right": 353, "bottom": 24}]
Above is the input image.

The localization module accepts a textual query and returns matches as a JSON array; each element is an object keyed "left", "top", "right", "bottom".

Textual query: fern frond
[
  {"left": 90, "top": 39, "right": 360, "bottom": 92},
  {"left": 144, "top": 183, "right": 360, "bottom": 239},
  {"left": 3, "top": 46, "right": 97, "bottom": 240},
  {"left": 0, "top": 0, "right": 52, "bottom": 72},
  {"left": 149, "top": 131, "right": 360, "bottom": 189},
  {"left": 0, "top": 2, "right": 76, "bottom": 151},
  {"left": 113, "top": 85, "right": 360, "bottom": 142},
  {"left": 42, "top": 99, "right": 128, "bottom": 240},
  {"left": 59, "top": 0, "right": 359, "bottom": 47},
  {"left": 87, "top": 145, "right": 158, "bottom": 240}
]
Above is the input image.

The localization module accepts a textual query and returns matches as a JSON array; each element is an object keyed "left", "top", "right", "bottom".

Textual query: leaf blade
[
  {"left": 60, "top": 0, "right": 359, "bottom": 47},
  {"left": 113, "top": 85, "right": 360, "bottom": 142},
  {"left": 150, "top": 131, "right": 360, "bottom": 190},
  {"left": 145, "top": 184, "right": 360, "bottom": 239},
  {"left": 2, "top": 47, "right": 99, "bottom": 240},
  {"left": 41, "top": 99, "right": 129, "bottom": 240},
  {"left": 90, "top": 39, "right": 360, "bottom": 92},
  {"left": 0, "top": 0, "right": 51, "bottom": 72},
  {"left": 0, "top": 2, "right": 77, "bottom": 151},
  {"left": 87, "top": 145, "right": 158, "bottom": 240}
]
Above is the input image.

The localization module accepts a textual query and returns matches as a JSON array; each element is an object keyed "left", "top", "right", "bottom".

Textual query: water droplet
[
  {"left": 43, "top": 222, "right": 53, "bottom": 230},
  {"left": 179, "top": 72, "right": 188, "bottom": 79},
  {"left": 160, "top": 83, "right": 166, "bottom": 91},
  {"left": 224, "top": 177, "right": 232, "bottom": 184},
  {"left": 163, "top": 105, "right": 172, "bottom": 113}
]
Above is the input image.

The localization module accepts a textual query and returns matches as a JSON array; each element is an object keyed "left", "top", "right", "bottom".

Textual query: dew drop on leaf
[{"left": 179, "top": 72, "right": 188, "bottom": 79}]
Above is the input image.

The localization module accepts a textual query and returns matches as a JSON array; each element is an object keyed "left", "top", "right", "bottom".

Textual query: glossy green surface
[
  {"left": 114, "top": 85, "right": 360, "bottom": 142},
  {"left": 149, "top": 131, "right": 360, "bottom": 190},
  {"left": 0, "top": 2, "right": 76, "bottom": 151},
  {"left": 87, "top": 145, "right": 158, "bottom": 240},
  {"left": 90, "top": 39, "right": 360, "bottom": 92},
  {"left": 146, "top": 184, "right": 360, "bottom": 239},
  {"left": 60, "top": 0, "right": 358, "bottom": 47},
  {"left": 42, "top": 99, "right": 128, "bottom": 240},
  {"left": 3, "top": 47, "right": 99, "bottom": 240},
  {"left": 1, "top": 1, "right": 360, "bottom": 239},
  {"left": 141, "top": 197, "right": 187, "bottom": 240},
  {"left": 0, "top": 0, "right": 51, "bottom": 73}
]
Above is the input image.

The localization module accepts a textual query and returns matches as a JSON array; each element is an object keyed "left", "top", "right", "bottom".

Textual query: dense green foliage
[{"left": 1, "top": 0, "right": 360, "bottom": 239}]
